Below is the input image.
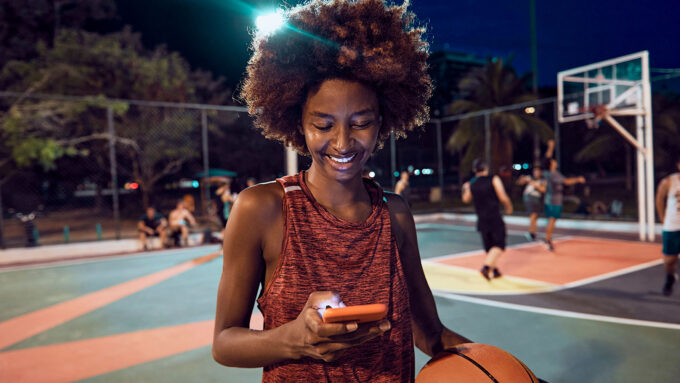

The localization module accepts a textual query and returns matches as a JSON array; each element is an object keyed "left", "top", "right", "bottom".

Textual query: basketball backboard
[
  {"left": 557, "top": 51, "right": 655, "bottom": 243},
  {"left": 557, "top": 51, "right": 648, "bottom": 123}
]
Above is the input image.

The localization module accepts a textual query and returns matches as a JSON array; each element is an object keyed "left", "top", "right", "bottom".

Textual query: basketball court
[
  {"left": 1, "top": 216, "right": 679, "bottom": 383},
  {"left": 1, "top": 52, "right": 677, "bottom": 382}
]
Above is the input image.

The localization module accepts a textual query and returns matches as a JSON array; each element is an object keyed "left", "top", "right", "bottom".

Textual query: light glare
[{"left": 256, "top": 10, "right": 285, "bottom": 35}]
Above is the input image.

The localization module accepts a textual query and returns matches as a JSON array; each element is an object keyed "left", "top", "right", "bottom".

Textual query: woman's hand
[{"left": 283, "top": 291, "right": 391, "bottom": 363}]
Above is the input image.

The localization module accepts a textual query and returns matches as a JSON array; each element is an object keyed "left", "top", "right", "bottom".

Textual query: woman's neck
[{"left": 304, "top": 166, "right": 370, "bottom": 210}]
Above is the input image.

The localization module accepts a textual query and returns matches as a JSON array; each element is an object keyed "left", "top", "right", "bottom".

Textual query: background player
[
  {"left": 655, "top": 155, "right": 680, "bottom": 296},
  {"left": 462, "top": 158, "right": 513, "bottom": 280}
]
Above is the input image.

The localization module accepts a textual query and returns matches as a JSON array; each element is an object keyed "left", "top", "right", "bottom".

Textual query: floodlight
[{"left": 256, "top": 10, "right": 285, "bottom": 36}]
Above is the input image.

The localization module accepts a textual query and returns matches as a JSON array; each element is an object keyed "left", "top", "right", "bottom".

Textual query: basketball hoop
[{"left": 583, "top": 105, "right": 607, "bottom": 129}]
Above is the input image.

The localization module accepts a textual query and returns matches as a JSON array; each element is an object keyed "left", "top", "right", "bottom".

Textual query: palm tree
[{"left": 444, "top": 58, "right": 552, "bottom": 175}]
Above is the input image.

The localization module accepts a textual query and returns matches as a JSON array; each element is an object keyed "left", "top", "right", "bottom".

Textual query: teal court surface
[{"left": 1, "top": 219, "right": 679, "bottom": 382}]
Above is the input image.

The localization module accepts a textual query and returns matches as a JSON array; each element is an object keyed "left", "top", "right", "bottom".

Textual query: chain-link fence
[{"left": 1, "top": 87, "right": 676, "bottom": 248}]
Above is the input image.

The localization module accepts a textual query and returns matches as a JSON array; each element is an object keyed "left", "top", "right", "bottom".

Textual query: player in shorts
[
  {"left": 541, "top": 157, "right": 585, "bottom": 251},
  {"left": 462, "top": 158, "right": 513, "bottom": 280},
  {"left": 655, "top": 155, "right": 680, "bottom": 296},
  {"left": 517, "top": 166, "right": 546, "bottom": 241}
]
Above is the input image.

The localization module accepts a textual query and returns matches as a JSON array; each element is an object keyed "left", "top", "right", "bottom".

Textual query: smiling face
[{"left": 301, "top": 79, "right": 381, "bottom": 183}]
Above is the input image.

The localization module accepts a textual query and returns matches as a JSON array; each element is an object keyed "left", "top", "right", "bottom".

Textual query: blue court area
[{"left": 0, "top": 222, "right": 678, "bottom": 382}]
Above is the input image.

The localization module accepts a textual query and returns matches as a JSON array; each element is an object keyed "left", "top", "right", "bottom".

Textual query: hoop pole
[
  {"left": 635, "top": 114, "right": 646, "bottom": 241},
  {"left": 642, "top": 51, "right": 655, "bottom": 241}
]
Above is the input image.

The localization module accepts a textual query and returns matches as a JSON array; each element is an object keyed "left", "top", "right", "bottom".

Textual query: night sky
[{"left": 116, "top": 0, "right": 680, "bottom": 90}]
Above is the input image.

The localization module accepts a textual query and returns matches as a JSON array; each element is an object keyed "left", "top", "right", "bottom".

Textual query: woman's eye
[
  {"left": 352, "top": 121, "right": 373, "bottom": 129},
  {"left": 312, "top": 124, "right": 332, "bottom": 131}
]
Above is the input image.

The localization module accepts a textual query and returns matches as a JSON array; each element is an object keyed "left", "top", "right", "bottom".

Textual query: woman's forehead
[{"left": 303, "top": 79, "right": 378, "bottom": 115}]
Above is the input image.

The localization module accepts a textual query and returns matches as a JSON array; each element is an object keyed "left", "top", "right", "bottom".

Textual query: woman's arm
[
  {"left": 213, "top": 185, "right": 387, "bottom": 367},
  {"left": 386, "top": 194, "right": 471, "bottom": 357}
]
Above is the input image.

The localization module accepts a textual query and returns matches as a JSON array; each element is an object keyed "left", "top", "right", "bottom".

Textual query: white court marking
[
  {"left": 434, "top": 290, "right": 680, "bottom": 330},
  {"left": 0, "top": 245, "right": 220, "bottom": 273}
]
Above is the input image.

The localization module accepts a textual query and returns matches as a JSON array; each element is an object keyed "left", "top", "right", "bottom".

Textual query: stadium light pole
[{"left": 530, "top": 0, "right": 541, "bottom": 166}]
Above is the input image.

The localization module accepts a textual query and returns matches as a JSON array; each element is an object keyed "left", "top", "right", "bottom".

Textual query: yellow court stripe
[{"left": 422, "top": 262, "right": 558, "bottom": 295}]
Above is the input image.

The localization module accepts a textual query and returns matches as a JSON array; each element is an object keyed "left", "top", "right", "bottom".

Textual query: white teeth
[{"left": 328, "top": 153, "right": 356, "bottom": 163}]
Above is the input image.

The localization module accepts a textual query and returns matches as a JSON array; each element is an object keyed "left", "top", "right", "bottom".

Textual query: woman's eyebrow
[
  {"left": 352, "top": 109, "right": 376, "bottom": 117},
  {"left": 309, "top": 111, "right": 334, "bottom": 118},
  {"left": 308, "top": 109, "right": 376, "bottom": 119}
]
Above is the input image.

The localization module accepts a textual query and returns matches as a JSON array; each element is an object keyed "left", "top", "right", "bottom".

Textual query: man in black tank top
[{"left": 462, "top": 159, "right": 513, "bottom": 280}]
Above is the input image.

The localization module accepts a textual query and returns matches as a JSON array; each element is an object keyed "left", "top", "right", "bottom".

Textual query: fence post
[
  {"left": 553, "top": 100, "right": 561, "bottom": 167},
  {"left": 484, "top": 113, "right": 491, "bottom": 166},
  {"left": 0, "top": 183, "right": 4, "bottom": 249},
  {"left": 201, "top": 109, "right": 210, "bottom": 216},
  {"left": 108, "top": 106, "right": 121, "bottom": 240},
  {"left": 435, "top": 119, "right": 444, "bottom": 203},
  {"left": 390, "top": 131, "right": 397, "bottom": 190}
]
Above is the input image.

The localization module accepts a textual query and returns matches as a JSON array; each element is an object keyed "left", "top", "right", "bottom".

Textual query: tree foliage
[
  {"left": 0, "top": 28, "right": 230, "bottom": 206},
  {"left": 444, "top": 58, "right": 552, "bottom": 175},
  {"left": 0, "top": 0, "right": 117, "bottom": 69}
]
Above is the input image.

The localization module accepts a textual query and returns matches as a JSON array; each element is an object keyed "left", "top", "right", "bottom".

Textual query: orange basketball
[{"left": 416, "top": 343, "right": 539, "bottom": 383}]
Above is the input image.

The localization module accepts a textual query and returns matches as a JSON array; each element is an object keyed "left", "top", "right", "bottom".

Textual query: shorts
[
  {"left": 544, "top": 204, "right": 563, "bottom": 219},
  {"left": 662, "top": 230, "right": 680, "bottom": 256},
  {"left": 479, "top": 224, "right": 506, "bottom": 252},
  {"left": 523, "top": 196, "right": 543, "bottom": 214}
]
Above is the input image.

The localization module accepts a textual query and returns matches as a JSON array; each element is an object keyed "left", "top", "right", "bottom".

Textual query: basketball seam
[
  {"left": 512, "top": 355, "right": 536, "bottom": 383},
  {"left": 449, "top": 350, "right": 499, "bottom": 383}
]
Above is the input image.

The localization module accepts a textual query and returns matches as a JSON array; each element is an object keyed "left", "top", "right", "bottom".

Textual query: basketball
[{"left": 416, "top": 343, "right": 539, "bottom": 383}]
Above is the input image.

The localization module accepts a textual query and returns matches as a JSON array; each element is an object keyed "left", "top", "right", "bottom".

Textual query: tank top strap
[{"left": 276, "top": 174, "right": 303, "bottom": 194}]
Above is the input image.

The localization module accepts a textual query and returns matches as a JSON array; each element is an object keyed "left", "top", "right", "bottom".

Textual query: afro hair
[{"left": 239, "top": 0, "right": 432, "bottom": 154}]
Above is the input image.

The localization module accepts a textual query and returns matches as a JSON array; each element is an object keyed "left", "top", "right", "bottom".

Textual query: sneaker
[
  {"left": 524, "top": 232, "right": 536, "bottom": 242},
  {"left": 662, "top": 274, "right": 677, "bottom": 296},
  {"left": 542, "top": 239, "right": 555, "bottom": 251},
  {"left": 492, "top": 268, "right": 502, "bottom": 279},
  {"left": 480, "top": 266, "right": 491, "bottom": 281}
]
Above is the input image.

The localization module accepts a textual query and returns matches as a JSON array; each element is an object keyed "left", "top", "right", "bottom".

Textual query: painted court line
[
  {"left": 0, "top": 245, "right": 221, "bottom": 273},
  {"left": 558, "top": 258, "right": 663, "bottom": 290},
  {"left": 416, "top": 222, "right": 537, "bottom": 237},
  {"left": 423, "top": 237, "right": 571, "bottom": 263},
  {"left": 0, "top": 251, "right": 220, "bottom": 350},
  {"left": 434, "top": 291, "right": 680, "bottom": 330}
]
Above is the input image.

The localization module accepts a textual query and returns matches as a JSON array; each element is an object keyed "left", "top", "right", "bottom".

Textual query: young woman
[{"left": 212, "top": 0, "right": 470, "bottom": 381}]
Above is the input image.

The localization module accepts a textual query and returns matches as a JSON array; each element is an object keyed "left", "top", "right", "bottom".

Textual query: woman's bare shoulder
[{"left": 233, "top": 181, "right": 284, "bottom": 221}]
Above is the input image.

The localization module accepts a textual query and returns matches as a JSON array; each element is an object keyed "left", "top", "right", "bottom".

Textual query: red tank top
[{"left": 257, "top": 171, "right": 414, "bottom": 382}]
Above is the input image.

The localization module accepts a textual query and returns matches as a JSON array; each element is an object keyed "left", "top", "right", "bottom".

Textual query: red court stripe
[
  {"left": 436, "top": 238, "right": 661, "bottom": 285},
  {"left": 0, "top": 320, "right": 213, "bottom": 382},
  {"left": 0, "top": 313, "right": 264, "bottom": 382},
  {"left": 0, "top": 252, "right": 220, "bottom": 350}
]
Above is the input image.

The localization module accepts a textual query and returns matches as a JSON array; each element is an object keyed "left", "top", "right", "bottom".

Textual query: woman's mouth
[{"left": 326, "top": 153, "right": 357, "bottom": 164}]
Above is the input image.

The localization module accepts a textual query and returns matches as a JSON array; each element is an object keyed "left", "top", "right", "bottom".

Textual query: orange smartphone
[{"left": 322, "top": 303, "right": 388, "bottom": 324}]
